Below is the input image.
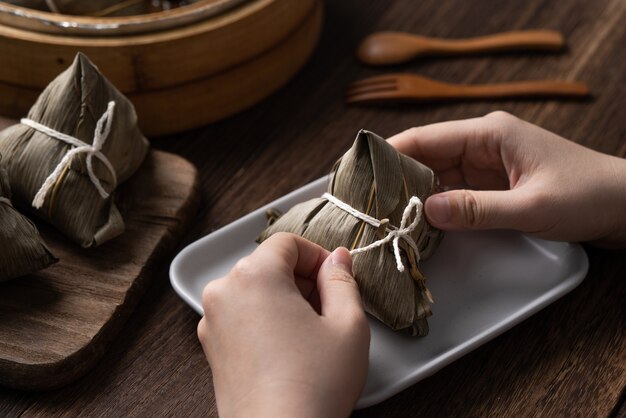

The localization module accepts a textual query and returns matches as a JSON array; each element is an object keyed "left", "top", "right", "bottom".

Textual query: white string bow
[
  {"left": 322, "top": 192, "right": 423, "bottom": 272},
  {"left": 21, "top": 101, "right": 118, "bottom": 210}
]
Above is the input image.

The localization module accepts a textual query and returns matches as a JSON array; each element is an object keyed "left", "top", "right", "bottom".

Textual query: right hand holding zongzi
[{"left": 389, "top": 111, "right": 626, "bottom": 247}]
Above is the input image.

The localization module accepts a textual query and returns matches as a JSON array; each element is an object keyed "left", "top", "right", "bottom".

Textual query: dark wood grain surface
[{"left": 1, "top": 0, "right": 625, "bottom": 416}]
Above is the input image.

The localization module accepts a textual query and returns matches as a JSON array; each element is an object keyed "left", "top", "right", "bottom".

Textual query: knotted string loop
[
  {"left": 21, "top": 101, "right": 118, "bottom": 209},
  {"left": 322, "top": 192, "right": 423, "bottom": 272}
]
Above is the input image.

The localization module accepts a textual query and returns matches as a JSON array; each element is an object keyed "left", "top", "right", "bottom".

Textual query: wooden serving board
[{"left": 0, "top": 148, "right": 199, "bottom": 390}]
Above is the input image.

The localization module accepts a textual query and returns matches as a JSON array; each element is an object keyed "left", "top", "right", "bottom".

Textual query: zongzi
[
  {"left": 0, "top": 52, "right": 149, "bottom": 248},
  {"left": 0, "top": 164, "right": 56, "bottom": 282},
  {"left": 258, "top": 130, "right": 444, "bottom": 336}
]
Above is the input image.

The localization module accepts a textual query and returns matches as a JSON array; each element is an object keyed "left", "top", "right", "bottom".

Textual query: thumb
[
  {"left": 425, "top": 189, "right": 529, "bottom": 231},
  {"left": 317, "top": 247, "right": 364, "bottom": 319}
]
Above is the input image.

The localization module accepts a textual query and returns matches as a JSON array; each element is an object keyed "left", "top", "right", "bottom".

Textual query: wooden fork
[{"left": 345, "top": 73, "right": 590, "bottom": 103}]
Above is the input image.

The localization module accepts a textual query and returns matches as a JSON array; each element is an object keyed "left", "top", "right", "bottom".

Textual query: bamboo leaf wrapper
[
  {"left": 258, "top": 130, "right": 444, "bottom": 336},
  {"left": 0, "top": 53, "right": 149, "bottom": 248},
  {"left": 0, "top": 164, "right": 56, "bottom": 282}
]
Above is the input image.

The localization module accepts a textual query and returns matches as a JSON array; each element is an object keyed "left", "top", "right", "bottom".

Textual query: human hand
[
  {"left": 388, "top": 111, "right": 626, "bottom": 246},
  {"left": 197, "top": 232, "right": 370, "bottom": 418}
]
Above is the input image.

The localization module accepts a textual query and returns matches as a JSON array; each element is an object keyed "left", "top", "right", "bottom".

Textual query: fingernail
[
  {"left": 426, "top": 195, "right": 451, "bottom": 224},
  {"left": 331, "top": 247, "right": 353, "bottom": 275}
]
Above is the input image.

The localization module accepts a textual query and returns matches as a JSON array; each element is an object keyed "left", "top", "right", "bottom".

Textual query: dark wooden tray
[{"left": 0, "top": 149, "right": 199, "bottom": 390}]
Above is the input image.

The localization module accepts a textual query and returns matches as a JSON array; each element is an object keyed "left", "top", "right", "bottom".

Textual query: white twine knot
[
  {"left": 21, "top": 101, "right": 118, "bottom": 210},
  {"left": 322, "top": 192, "right": 423, "bottom": 272}
]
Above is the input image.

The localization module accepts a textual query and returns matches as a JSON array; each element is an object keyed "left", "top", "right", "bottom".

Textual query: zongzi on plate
[
  {"left": 0, "top": 52, "right": 149, "bottom": 248},
  {"left": 0, "top": 164, "right": 56, "bottom": 282},
  {"left": 258, "top": 130, "right": 444, "bottom": 336}
]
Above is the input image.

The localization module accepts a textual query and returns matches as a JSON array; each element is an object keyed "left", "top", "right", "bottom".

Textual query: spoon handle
[
  {"left": 452, "top": 80, "right": 589, "bottom": 99},
  {"left": 420, "top": 30, "right": 564, "bottom": 55}
]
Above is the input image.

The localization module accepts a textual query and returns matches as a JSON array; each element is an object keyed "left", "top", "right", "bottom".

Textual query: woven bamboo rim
[
  {"left": 0, "top": 0, "right": 248, "bottom": 36},
  {"left": 0, "top": 0, "right": 323, "bottom": 136},
  {"left": 0, "top": 0, "right": 315, "bottom": 92}
]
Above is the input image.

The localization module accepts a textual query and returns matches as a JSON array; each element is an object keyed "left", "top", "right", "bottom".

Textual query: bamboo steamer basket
[
  {"left": 0, "top": 0, "right": 316, "bottom": 92},
  {"left": 0, "top": 1, "right": 323, "bottom": 136},
  {"left": 0, "top": 0, "right": 251, "bottom": 36}
]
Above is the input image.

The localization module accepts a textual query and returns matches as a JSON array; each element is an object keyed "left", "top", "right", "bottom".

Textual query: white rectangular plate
[{"left": 170, "top": 176, "right": 588, "bottom": 408}]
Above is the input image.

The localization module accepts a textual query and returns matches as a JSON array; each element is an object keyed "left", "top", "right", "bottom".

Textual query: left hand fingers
[{"left": 248, "top": 232, "right": 331, "bottom": 285}]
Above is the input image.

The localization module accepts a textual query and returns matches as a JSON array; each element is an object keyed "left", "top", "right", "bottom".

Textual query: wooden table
[{"left": 1, "top": 0, "right": 625, "bottom": 416}]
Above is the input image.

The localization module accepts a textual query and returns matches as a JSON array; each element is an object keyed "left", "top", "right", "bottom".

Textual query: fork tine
[
  {"left": 346, "top": 81, "right": 397, "bottom": 96},
  {"left": 349, "top": 74, "right": 399, "bottom": 88},
  {"left": 346, "top": 74, "right": 398, "bottom": 96},
  {"left": 345, "top": 90, "right": 409, "bottom": 104}
]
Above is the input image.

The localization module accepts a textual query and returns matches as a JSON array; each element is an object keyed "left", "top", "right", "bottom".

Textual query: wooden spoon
[{"left": 357, "top": 30, "right": 565, "bottom": 65}]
